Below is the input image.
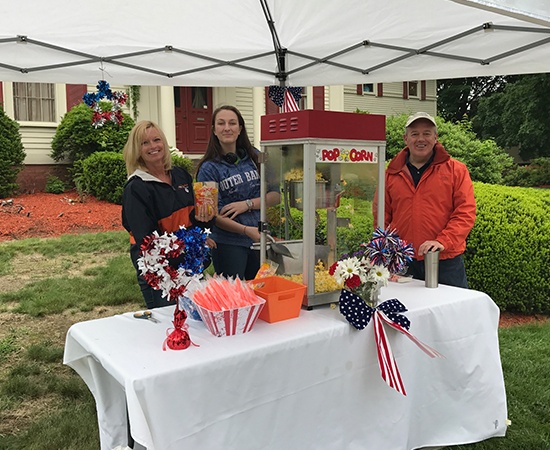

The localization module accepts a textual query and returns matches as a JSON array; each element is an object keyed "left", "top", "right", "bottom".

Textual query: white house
[{"left": 0, "top": 81, "right": 436, "bottom": 193}]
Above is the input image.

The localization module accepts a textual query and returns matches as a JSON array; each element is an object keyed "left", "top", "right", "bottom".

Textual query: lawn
[{"left": 0, "top": 231, "right": 549, "bottom": 449}]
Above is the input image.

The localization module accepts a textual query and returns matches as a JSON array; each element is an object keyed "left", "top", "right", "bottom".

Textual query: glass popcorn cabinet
[{"left": 258, "top": 110, "right": 386, "bottom": 308}]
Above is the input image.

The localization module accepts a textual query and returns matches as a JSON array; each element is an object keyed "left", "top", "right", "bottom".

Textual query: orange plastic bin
[{"left": 249, "top": 276, "right": 306, "bottom": 323}]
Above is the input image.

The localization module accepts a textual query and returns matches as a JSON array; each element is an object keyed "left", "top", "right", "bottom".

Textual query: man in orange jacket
[{"left": 375, "top": 112, "right": 476, "bottom": 288}]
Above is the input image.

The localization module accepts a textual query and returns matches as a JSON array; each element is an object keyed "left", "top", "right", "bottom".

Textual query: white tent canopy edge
[{"left": 1, "top": 0, "right": 549, "bottom": 87}]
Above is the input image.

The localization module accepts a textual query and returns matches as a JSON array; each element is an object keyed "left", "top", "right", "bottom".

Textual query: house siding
[
  {"left": 344, "top": 81, "right": 437, "bottom": 116},
  {"left": 3, "top": 81, "right": 437, "bottom": 193}
]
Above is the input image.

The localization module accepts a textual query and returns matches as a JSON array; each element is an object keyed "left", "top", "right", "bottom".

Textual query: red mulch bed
[
  {"left": 1, "top": 191, "right": 549, "bottom": 328},
  {"left": 0, "top": 191, "right": 123, "bottom": 241}
]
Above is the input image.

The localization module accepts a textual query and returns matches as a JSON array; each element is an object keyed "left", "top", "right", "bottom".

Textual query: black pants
[
  {"left": 212, "top": 243, "right": 260, "bottom": 280},
  {"left": 138, "top": 274, "right": 174, "bottom": 309},
  {"left": 406, "top": 254, "right": 468, "bottom": 288}
]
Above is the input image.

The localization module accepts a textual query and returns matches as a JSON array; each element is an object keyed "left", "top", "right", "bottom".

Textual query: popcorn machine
[{"left": 258, "top": 110, "right": 386, "bottom": 308}]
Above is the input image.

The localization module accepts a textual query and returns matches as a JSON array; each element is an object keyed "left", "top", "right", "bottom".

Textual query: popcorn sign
[{"left": 315, "top": 146, "right": 378, "bottom": 163}]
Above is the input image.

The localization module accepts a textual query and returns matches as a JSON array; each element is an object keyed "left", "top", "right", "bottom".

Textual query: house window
[
  {"left": 362, "top": 83, "right": 374, "bottom": 94},
  {"left": 408, "top": 81, "right": 419, "bottom": 98},
  {"left": 13, "top": 82, "right": 56, "bottom": 122},
  {"left": 298, "top": 88, "right": 306, "bottom": 109}
]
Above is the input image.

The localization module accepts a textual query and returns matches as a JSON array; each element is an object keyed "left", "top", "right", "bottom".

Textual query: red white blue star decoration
[
  {"left": 82, "top": 80, "right": 128, "bottom": 128},
  {"left": 364, "top": 227, "right": 414, "bottom": 275}
]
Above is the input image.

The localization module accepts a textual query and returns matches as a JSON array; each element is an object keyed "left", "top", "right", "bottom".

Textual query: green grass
[
  {"left": 0, "top": 231, "right": 141, "bottom": 315},
  {"left": 0, "top": 232, "right": 549, "bottom": 449}
]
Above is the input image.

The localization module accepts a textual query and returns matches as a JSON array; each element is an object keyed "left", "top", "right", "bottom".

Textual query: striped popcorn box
[{"left": 196, "top": 298, "right": 266, "bottom": 337}]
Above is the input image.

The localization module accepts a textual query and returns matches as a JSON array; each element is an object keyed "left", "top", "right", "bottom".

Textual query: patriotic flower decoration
[
  {"left": 334, "top": 227, "right": 441, "bottom": 396},
  {"left": 137, "top": 226, "right": 210, "bottom": 301},
  {"left": 82, "top": 80, "right": 128, "bottom": 128},
  {"left": 365, "top": 227, "right": 415, "bottom": 275},
  {"left": 329, "top": 226, "right": 413, "bottom": 307},
  {"left": 137, "top": 226, "right": 211, "bottom": 351},
  {"left": 329, "top": 253, "right": 390, "bottom": 306}
]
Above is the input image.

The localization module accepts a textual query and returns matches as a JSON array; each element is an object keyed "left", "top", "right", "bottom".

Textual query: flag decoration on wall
[{"left": 268, "top": 85, "right": 302, "bottom": 112}]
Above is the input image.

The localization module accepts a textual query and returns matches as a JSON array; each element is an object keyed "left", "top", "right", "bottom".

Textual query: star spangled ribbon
[{"left": 339, "top": 290, "right": 444, "bottom": 396}]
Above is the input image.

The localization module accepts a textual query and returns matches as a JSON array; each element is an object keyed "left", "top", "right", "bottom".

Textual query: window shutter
[
  {"left": 66, "top": 84, "right": 87, "bottom": 111},
  {"left": 402, "top": 82, "right": 408, "bottom": 100},
  {"left": 377, "top": 83, "right": 383, "bottom": 97},
  {"left": 313, "top": 86, "right": 324, "bottom": 110},
  {"left": 421, "top": 81, "right": 427, "bottom": 101}
]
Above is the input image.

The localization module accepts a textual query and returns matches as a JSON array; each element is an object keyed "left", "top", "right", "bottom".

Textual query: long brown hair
[{"left": 195, "top": 105, "right": 257, "bottom": 175}]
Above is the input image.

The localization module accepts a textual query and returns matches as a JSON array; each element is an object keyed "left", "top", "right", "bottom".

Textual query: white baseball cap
[{"left": 405, "top": 112, "right": 437, "bottom": 128}]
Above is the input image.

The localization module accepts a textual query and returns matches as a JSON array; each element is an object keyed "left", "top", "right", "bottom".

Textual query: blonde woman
[{"left": 122, "top": 120, "right": 215, "bottom": 309}]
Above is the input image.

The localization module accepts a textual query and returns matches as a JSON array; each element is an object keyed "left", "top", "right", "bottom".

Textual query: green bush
[
  {"left": 50, "top": 102, "right": 134, "bottom": 163},
  {"left": 171, "top": 151, "right": 194, "bottom": 173},
  {"left": 77, "top": 152, "right": 126, "bottom": 204},
  {"left": 504, "top": 157, "right": 550, "bottom": 187},
  {"left": 44, "top": 176, "right": 66, "bottom": 194},
  {"left": 0, "top": 106, "right": 26, "bottom": 197},
  {"left": 385, "top": 113, "right": 513, "bottom": 184},
  {"left": 466, "top": 182, "right": 550, "bottom": 313},
  {"left": 75, "top": 151, "right": 196, "bottom": 205}
]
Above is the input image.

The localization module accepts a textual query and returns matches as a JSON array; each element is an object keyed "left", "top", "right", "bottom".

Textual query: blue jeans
[
  {"left": 406, "top": 254, "right": 468, "bottom": 288},
  {"left": 212, "top": 243, "right": 260, "bottom": 280}
]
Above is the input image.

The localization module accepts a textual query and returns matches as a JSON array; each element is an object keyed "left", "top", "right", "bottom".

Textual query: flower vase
[{"left": 366, "top": 282, "right": 381, "bottom": 308}]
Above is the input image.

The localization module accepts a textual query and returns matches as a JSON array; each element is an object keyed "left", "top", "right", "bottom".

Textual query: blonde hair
[{"left": 123, "top": 120, "right": 172, "bottom": 175}]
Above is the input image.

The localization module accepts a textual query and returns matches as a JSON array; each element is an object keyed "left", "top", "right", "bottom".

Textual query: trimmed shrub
[
  {"left": 77, "top": 152, "right": 126, "bottom": 204},
  {"left": 466, "top": 182, "right": 550, "bottom": 313},
  {"left": 0, "top": 106, "right": 26, "bottom": 197},
  {"left": 171, "top": 150, "right": 194, "bottom": 173},
  {"left": 75, "top": 151, "right": 197, "bottom": 205},
  {"left": 51, "top": 102, "right": 134, "bottom": 163},
  {"left": 45, "top": 176, "right": 66, "bottom": 194}
]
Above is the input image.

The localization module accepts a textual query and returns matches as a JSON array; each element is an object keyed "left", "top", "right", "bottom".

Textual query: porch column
[{"left": 159, "top": 86, "right": 176, "bottom": 148}]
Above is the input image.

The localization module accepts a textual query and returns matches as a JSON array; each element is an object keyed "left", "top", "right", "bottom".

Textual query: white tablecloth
[{"left": 63, "top": 280, "right": 507, "bottom": 450}]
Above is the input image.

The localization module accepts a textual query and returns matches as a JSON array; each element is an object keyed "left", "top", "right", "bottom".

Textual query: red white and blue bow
[
  {"left": 339, "top": 290, "right": 444, "bottom": 396},
  {"left": 268, "top": 85, "right": 302, "bottom": 112}
]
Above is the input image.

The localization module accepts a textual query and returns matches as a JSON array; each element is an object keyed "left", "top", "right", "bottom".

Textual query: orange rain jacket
[{"left": 373, "top": 142, "right": 476, "bottom": 261}]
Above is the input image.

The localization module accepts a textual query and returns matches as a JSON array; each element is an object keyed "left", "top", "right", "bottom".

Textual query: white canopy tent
[{"left": 1, "top": 0, "right": 549, "bottom": 87}]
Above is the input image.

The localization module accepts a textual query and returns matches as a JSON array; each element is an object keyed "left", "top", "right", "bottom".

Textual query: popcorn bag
[{"left": 193, "top": 182, "right": 219, "bottom": 216}]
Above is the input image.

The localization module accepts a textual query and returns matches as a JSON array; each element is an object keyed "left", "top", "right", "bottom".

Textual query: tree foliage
[
  {"left": 437, "top": 76, "right": 513, "bottom": 123},
  {"left": 51, "top": 102, "right": 134, "bottom": 163},
  {"left": 0, "top": 106, "right": 26, "bottom": 197},
  {"left": 385, "top": 113, "right": 513, "bottom": 184},
  {"left": 472, "top": 74, "right": 550, "bottom": 161},
  {"left": 503, "top": 157, "right": 550, "bottom": 187}
]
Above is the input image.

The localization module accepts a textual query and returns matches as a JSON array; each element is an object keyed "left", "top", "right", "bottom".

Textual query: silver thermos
[{"left": 424, "top": 250, "right": 440, "bottom": 288}]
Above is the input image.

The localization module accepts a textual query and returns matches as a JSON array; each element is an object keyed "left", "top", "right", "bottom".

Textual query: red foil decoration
[{"left": 163, "top": 303, "right": 198, "bottom": 351}]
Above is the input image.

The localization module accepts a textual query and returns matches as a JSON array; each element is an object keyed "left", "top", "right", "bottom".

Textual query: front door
[{"left": 174, "top": 87, "right": 212, "bottom": 154}]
